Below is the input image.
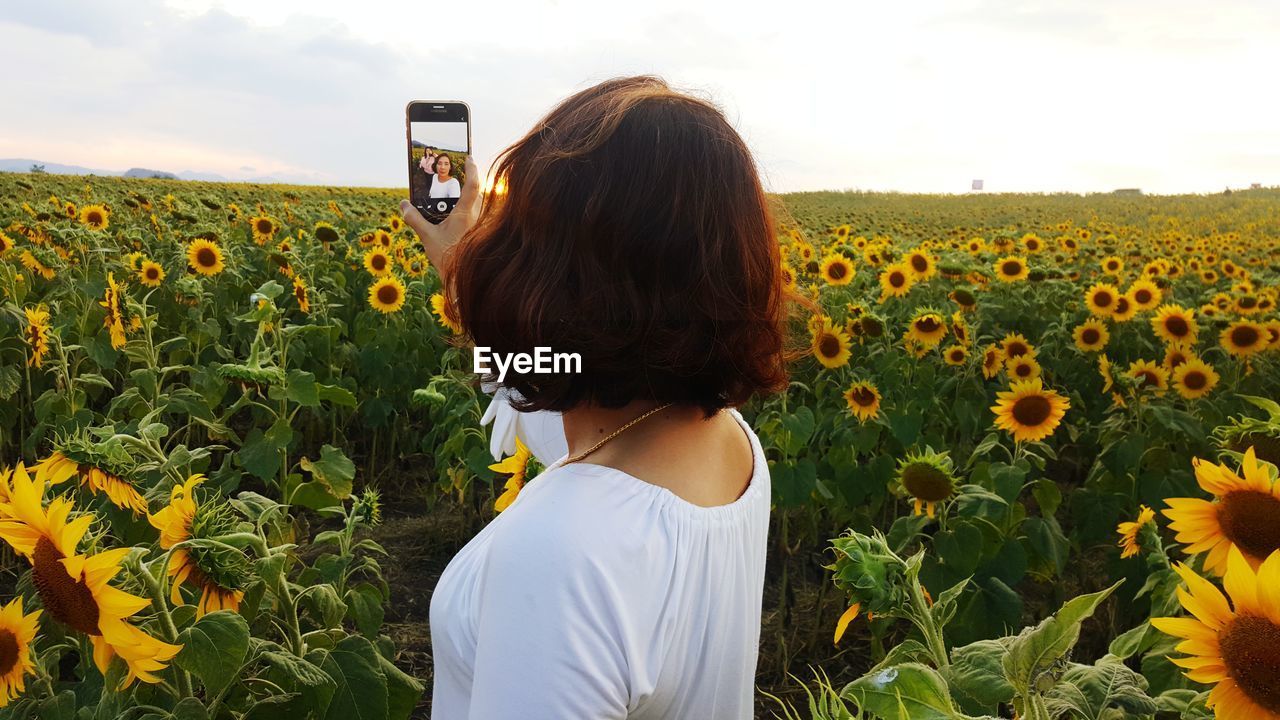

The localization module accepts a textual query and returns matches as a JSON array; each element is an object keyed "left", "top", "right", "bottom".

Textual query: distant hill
[
  {"left": 0, "top": 158, "right": 282, "bottom": 184},
  {"left": 123, "top": 167, "right": 178, "bottom": 179}
]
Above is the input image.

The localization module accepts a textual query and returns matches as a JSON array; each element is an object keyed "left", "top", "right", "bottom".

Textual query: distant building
[
  {"left": 1251, "top": 183, "right": 1262, "bottom": 189},
  {"left": 971, "top": 179, "right": 983, "bottom": 191},
  {"left": 1112, "top": 188, "right": 1142, "bottom": 196}
]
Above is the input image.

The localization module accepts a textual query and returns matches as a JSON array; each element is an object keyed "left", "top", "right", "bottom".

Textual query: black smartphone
[{"left": 406, "top": 101, "right": 471, "bottom": 224}]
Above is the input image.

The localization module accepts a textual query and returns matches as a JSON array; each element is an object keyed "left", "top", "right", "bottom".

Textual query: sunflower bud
[{"left": 826, "top": 530, "right": 908, "bottom": 617}]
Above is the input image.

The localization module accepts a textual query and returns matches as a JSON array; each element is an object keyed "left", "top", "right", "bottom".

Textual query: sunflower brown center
[
  {"left": 256, "top": 220, "right": 272, "bottom": 234},
  {"left": 377, "top": 285, "right": 400, "bottom": 305},
  {"left": 0, "top": 629, "right": 18, "bottom": 676},
  {"left": 890, "top": 272, "right": 905, "bottom": 288},
  {"left": 1082, "top": 328, "right": 1100, "bottom": 344},
  {"left": 1217, "top": 491, "right": 1280, "bottom": 561},
  {"left": 1219, "top": 614, "right": 1280, "bottom": 714},
  {"left": 1182, "top": 370, "right": 1206, "bottom": 390},
  {"left": 1002, "top": 261, "right": 1022, "bottom": 275},
  {"left": 146, "top": 267, "right": 159, "bottom": 280},
  {"left": 1240, "top": 296, "right": 1258, "bottom": 309},
  {"left": 87, "top": 212, "right": 102, "bottom": 225},
  {"left": 373, "top": 255, "right": 387, "bottom": 271},
  {"left": 1165, "top": 316, "right": 1189, "bottom": 336},
  {"left": 1114, "top": 297, "right": 1131, "bottom": 314},
  {"left": 1231, "top": 326, "right": 1260, "bottom": 347},
  {"left": 1006, "top": 342, "right": 1028, "bottom": 358},
  {"left": 901, "top": 464, "right": 953, "bottom": 502},
  {"left": 196, "top": 248, "right": 217, "bottom": 266},
  {"left": 850, "top": 387, "right": 876, "bottom": 407},
  {"left": 916, "top": 317, "right": 941, "bottom": 334},
  {"left": 1136, "top": 370, "right": 1160, "bottom": 388},
  {"left": 1014, "top": 362, "right": 1033, "bottom": 377},
  {"left": 828, "top": 263, "right": 847, "bottom": 280},
  {"left": 1094, "top": 291, "right": 1114, "bottom": 307},
  {"left": 911, "top": 255, "right": 928, "bottom": 273},
  {"left": 818, "top": 334, "right": 840, "bottom": 357},
  {"left": 32, "top": 537, "right": 101, "bottom": 636},
  {"left": 1135, "top": 289, "right": 1152, "bottom": 304},
  {"left": 1011, "top": 395, "right": 1052, "bottom": 426}
]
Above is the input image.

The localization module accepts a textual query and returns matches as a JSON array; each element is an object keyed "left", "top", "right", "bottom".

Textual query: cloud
[{"left": 0, "top": 0, "right": 1277, "bottom": 192}]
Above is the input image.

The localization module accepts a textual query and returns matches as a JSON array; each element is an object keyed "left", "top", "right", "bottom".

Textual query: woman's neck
[
  {"left": 560, "top": 401, "right": 701, "bottom": 461},
  {"left": 436, "top": 172, "right": 449, "bottom": 180}
]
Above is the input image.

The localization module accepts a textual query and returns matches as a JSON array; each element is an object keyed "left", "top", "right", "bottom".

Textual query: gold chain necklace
[{"left": 562, "top": 402, "right": 675, "bottom": 465}]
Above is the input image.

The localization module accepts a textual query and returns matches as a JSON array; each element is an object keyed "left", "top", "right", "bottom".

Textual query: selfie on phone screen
[{"left": 408, "top": 103, "right": 469, "bottom": 224}]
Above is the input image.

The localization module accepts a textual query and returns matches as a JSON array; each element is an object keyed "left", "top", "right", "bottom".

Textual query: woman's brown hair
[{"left": 450, "top": 75, "right": 790, "bottom": 417}]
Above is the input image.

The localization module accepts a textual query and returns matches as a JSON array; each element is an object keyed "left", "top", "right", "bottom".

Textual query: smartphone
[{"left": 406, "top": 101, "right": 471, "bottom": 224}]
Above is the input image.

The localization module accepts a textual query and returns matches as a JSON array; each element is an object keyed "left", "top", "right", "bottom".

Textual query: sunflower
[
  {"left": 819, "top": 254, "right": 855, "bottom": 286},
  {"left": 991, "top": 379, "right": 1070, "bottom": 443},
  {"left": 0, "top": 465, "right": 181, "bottom": 688},
  {"left": 32, "top": 451, "right": 148, "bottom": 515},
  {"left": 1220, "top": 321, "right": 1268, "bottom": 358},
  {"left": 949, "top": 287, "right": 977, "bottom": 313},
  {"left": 313, "top": 221, "right": 340, "bottom": 247},
  {"left": 843, "top": 381, "right": 881, "bottom": 422},
  {"left": 1173, "top": 358, "right": 1220, "bottom": 400},
  {"left": 1021, "top": 233, "right": 1043, "bottom": 253},
  {"left": 19, "top": 251, "right": 55, "bottom": 280},
  {"left": 905, "top": 248, "right": 936, "bottom": 280},
  {"left": 386, "top": 215, "right": 405, "bottom": 233},
  {"left": 1110, "top": 293, "right": 1138, "bottom": 323},
  {"left": 1116, "top": 505, "right": 1156, "bottom": 558},
  {"left": 780, "top": 262, "right": 797, "bottom": 292},
  {"left": 0, "top": 231, "right": 12, "bottom": 254},
  {"left": 943, "top": 345, "right": 969, "bottom": 366},
  {"left": 99, "top": 273, "right": 126, "bottom": 350},
  {"left": 23, "top": 307, "right": 52, "bottom": 369},
  {"left": 981, "top": 344, "right": 1005, "bottom": 379},
  {"left": 148, "top": 475, "right": 249, "bottom": 617},
  {"left": 895, "top": 448, "right": 956, "bottom": 518},
  {"left": 372, "top": 229, "right": 393, "bottom": 248},
  {"left": 1152, "top": 547, "right": 1280, "bottom": 720},
  {"left": 1128, "top": 278, "right": 1162, "bottom": 311},
  {"left": 427, "top": 292, "right": 461, "bottom": 334},
  {"left": 363, "top": 248, "right": 393, "bottom": 277},
  {"left": 1085, "top": 282, "right": 1120, "bottom": 317},
  {"left": 905, "top": 311, "right": 948, "bottom": 348},
  {"left": 78, "top": 204, "right": 110, "bottom": 231},
  {"left": 490, "top": 439, "right": 533, "bottom": 512},
  {"left": 137, "top": 260, "right": 164, "bottom": 288},
  {"left": 1005, "top": 354, "right": 1041, "bottom": 381},
  {"left": 1101, "top": 256, "right": 1124, "bottom": 275},
  {"left": 1072, "top": 318, "right": 1110, "bottom": 353},
  {"left": 1127, "top": 359, "right": 1169, "bottom": 393},
  {"left": 877, "top": 262, "right": 914, "bottom": 300},
  {"left": 187, "top": 238, "right": 225, "bottom": 276},
  {"left": 999, "top": 332, "right": 1035, "bottom": 361},
  {"left": 292, "top": 277, "right": 310, "bottom": 314},
  {"left": 994, "top": 255, "right": 1029, "bottom": 283},
  {"left": 368, "top": 276, "right": 406, "bottom": 314},
  {"left": 0, "top": 597, "right": 40, "bottom": 707},
  {"left": 1162, "top": 446, "right": 1280, "bottom": 575},
  {"left": 1163, "top": 343, "right": 1194, "bottom": 371},
  {"left": 248, "top": 215, "right": 277, "bottom": 245},
  {"left": 1152, "top": 305, "right": 1198, "bottom": 345},
  {"left": 812, "top": 318, "right": 852, "bottom": 369},
  {"left": 403, "top": 254, "right": 429, "bottom": 278}
]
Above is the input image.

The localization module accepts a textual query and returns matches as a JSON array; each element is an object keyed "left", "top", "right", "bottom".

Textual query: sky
[{"left": 1, "top": 0, "right": 1277, "bottom": 193}]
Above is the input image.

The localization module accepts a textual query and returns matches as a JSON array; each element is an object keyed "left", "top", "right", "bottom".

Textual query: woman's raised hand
[{"left": 401, "top": 155, "right": 481, "bottom": 281}]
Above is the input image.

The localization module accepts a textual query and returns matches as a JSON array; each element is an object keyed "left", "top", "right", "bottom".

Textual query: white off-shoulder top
[{"left": 428, "top": 391, "right": 772, "bottom": 719}]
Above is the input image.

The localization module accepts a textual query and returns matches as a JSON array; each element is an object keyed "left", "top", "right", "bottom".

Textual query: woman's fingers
[
  {"left": 399, "top": 200, "right": 433, "bottom": 240},
  {"left": 455, "top": 156, "right": 482, "bottom": 218}
]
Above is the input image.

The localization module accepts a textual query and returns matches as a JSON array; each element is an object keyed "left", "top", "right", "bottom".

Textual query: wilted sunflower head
[
  {"left": 826, "top": 530, "right": 908, "bottom": 617},
  {"left": 895, "top": 448, "right": 957, "bottom": 518},
  {"left": 1215, "top": 396, "right": 1280, "bottom": 469}
]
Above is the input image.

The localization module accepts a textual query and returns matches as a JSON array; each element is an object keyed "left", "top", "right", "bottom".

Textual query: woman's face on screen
[{"left": 436, "top": 155, "right": 451, "bottom": 175}]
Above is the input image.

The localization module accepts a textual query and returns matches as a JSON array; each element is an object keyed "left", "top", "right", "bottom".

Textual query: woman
[
  {"left": 401, "top": 76, "right": 793, "bottom": 719},
  {"left": 427, "top": 154, "right": 461, "bottom": 199}
]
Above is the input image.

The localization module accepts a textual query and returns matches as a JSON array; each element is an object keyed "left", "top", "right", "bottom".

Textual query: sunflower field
[{"left": 0, "top": 173, "right": 1277, "bottom": 719}]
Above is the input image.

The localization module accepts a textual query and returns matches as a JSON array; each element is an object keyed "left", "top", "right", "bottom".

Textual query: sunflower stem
[{"left": 133, "top": 559, "right": 193, "bottom": 698}]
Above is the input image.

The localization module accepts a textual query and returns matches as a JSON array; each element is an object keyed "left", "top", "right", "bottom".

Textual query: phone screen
[{"left": 407, "top": 102, "right": 470, "bottom": 224}]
